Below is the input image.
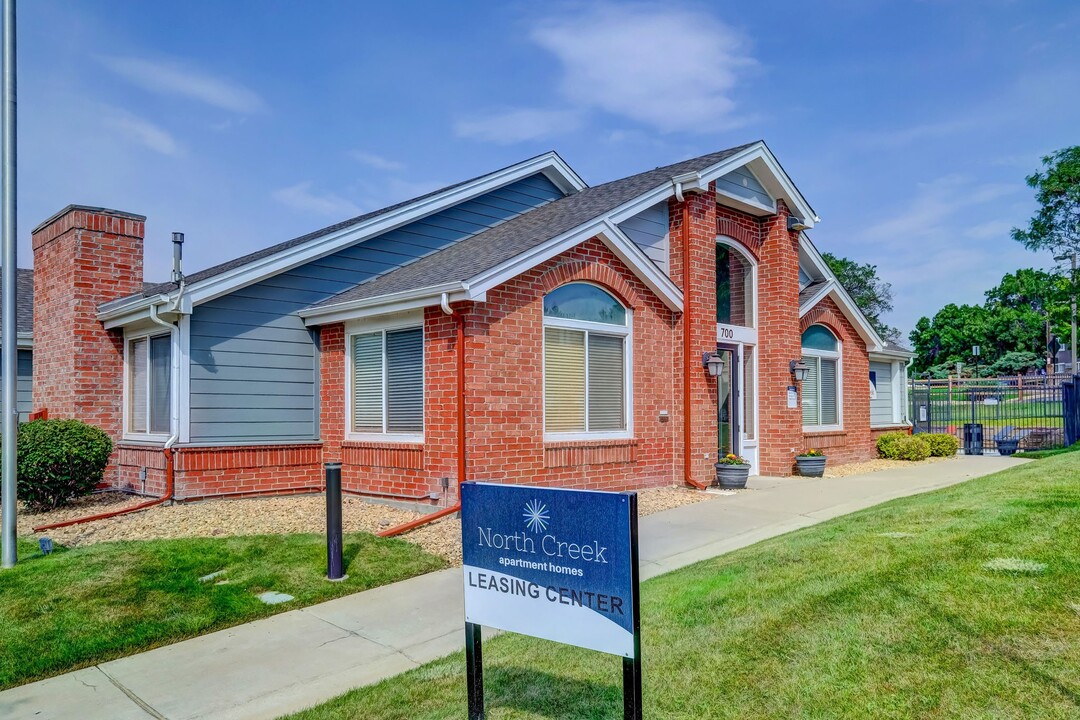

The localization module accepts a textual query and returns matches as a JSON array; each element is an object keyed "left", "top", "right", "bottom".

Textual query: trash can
[{"left": 963, "top": 423, "right": 983, "bottom": 455}]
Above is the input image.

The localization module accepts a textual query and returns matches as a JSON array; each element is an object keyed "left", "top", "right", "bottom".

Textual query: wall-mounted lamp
[
  {"left": 787, "top": 216, "right": 811, "bottom": 232},
  {"left": 790, "top": 359, "right": 810, "bottom": 382},
  {"left": 703, "top": 352, "right": 726, "bottom": 377}
]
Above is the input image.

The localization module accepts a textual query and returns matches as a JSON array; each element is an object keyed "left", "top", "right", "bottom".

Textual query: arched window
[
  {"left": 543, "top": 283, "right": 631, "bottom": 437},
  {"left": 716, "top": 241, "right": 755, "bottom": 327},
  {"left": 801, "top": 325, "right": 841, "bottom": 428}
]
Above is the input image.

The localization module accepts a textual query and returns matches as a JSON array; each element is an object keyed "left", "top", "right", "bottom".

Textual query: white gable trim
[
  {"left": 97, "top": 152, "right": 586, "bottom": 327},
  {"left": 464, "top": 219, "right": 683, "bottom": 312}
]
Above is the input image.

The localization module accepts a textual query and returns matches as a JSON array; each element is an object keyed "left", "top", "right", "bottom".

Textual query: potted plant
[
  {"left": 795, "top": 448, "right": 827, "bottom": 477},
  {"left": 714, "top": 453, "right": 751, "bottom": 489}
]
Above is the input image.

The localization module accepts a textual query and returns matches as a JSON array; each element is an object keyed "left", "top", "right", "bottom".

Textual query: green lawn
[
  {"left": 288, "top": 455, "right": 1080, "bottom": 719},
  {"left": 1015, "top": 442, "right": 1080, "bottom": 459},
  {"left": 0, "top": 532, "right": 445, "bottom": 689}
]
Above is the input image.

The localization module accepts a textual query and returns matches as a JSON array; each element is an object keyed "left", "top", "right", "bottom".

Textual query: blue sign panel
[{"left": 461, "top": 482, "right": 636, "bottom": 657}]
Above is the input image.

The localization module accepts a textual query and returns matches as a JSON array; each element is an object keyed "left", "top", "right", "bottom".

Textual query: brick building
[{"left": 21, "top": 141, "right": 911, "bottom": 504}]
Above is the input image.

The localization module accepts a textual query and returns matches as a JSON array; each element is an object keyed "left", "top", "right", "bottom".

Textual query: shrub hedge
[
  {"left": 877, "top": 431, "right": 932, "bottom": 461},
  {"left": 10, "top": 419, "right": 113, "bottom": 511},
  {"left": 925, "top": 433, "right": 960, "bottom": 457}
]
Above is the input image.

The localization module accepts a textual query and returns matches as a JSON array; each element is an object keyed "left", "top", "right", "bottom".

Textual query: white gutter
[{"left": 148, "top": 303, "right": 182, "bottom": 450}]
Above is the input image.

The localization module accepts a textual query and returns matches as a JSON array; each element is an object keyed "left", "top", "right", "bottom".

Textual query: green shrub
[
  {"left": 12, "top": 419, "right": 113, "bottom": 511},
  {"left": 877, "top": 432, "right": 931, "bottom": 461},
  {"left": 876, "top": 431, "right": 909, "bottom": 458},
  {"left": 925, "top": 433, "right": 960, "bottom": 457}
]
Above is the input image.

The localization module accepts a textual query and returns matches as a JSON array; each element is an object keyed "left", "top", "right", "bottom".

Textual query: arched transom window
[
  {"left": 543, "top": 283, "right": 631, "bottom": 437},
  {"left": 801, "top": 324, "right": 841, "bottom": 428}
]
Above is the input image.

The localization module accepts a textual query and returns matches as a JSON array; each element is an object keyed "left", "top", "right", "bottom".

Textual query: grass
[
  {"left": 287, "top": 455, "right": 1080, "bottom": 719},
  {"left": 0, "top": 532, "right": 445, "bottom": 689},
  {"left": 1015, "top": 442, "right": 1080, "bottom": 459}
]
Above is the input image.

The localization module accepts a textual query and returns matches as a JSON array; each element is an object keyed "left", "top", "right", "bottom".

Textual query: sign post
[{"left": 461, "top": 482, "right": 642, "bottom": 719}]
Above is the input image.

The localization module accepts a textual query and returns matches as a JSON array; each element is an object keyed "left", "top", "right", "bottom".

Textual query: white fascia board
[
  {"left": 798, "top": 280, "right": 835, "bottom": 315},
  {"left": 96, "top": 152, "right": 585, "bottom": 324},
  {"left": 464, "top": 218, "right": 683, "bottom": 312},
  {"left": 870, "top": 350, "right": 915, "bottom": 361},
  {"left": 695, "top": 142, "right": 819, "bottom": 227},
  {"left": 714, "top": 188, "right": 776, "bottom": 217},
  {"left": 298, "top": 282, "right": 482, "bottom": 326},
  {"left": 100, "top": 294, "right": 172, "bottom": 329},
  {"left": 798, "top": 235, "right": 886, "bottom": 350}
]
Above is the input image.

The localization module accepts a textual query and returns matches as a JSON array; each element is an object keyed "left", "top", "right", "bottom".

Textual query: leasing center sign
[{"left": 461, "top": 482, "right": 636, "bottom": 658}]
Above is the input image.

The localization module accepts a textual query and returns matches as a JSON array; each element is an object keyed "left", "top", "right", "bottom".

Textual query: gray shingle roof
[
  {"left": 0, "top": 268, "right": 35, "bottom": 334},
  {"left": 883, "top": 339, "right": 913, "bottom": 354},
  {"left": 129, "top": 153, "right": 564, "bottom": 302},
  {"left": 798, "top": 279, "right": 829, "bottom": 309},
  {"left": 310, "top": 142, "right": 758, "bottom": 309}
]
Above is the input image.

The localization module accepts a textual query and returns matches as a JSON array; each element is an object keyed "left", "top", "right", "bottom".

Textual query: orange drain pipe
[
  {"left": 34, "top": 446, "right": 177, "bottom": 532},
  {"left": 380, "top": 303, "right": 467, "bottom": 537},
  {"left": 681, "top": 200, "right": 709, "bottom": 490}
]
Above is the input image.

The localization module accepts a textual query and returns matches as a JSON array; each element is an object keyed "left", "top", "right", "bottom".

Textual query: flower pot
[
  {"left": 714, "top": 463, "right": 750, "bottom": 489},
  {"left": 795, "top": 456, "right": 827, "bottom": 477}
]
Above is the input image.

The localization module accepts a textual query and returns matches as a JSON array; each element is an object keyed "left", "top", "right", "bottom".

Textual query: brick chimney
[{"left": 31, "top": 206, "right": 146, "bottom": 443}]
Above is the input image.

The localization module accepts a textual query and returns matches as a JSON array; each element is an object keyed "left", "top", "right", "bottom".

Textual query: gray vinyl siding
[
  {"left": 188, "top": 173, "right": 564, "bottom": 443},
  {"left": 717, "top": 166, "right": 772, "bottom": 208},
  {"left": 870, "top": 361, "right": 895, "bottom": 426},
  {"left": 617, "top": 202, "right": 669, "bottom": 274},
  {"left": 0, "top": 349, "right": 33, "bottom": 422}
]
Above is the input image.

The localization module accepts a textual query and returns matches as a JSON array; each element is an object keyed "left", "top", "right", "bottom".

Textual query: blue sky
[{"left": 16, "top": 0, "right": 1080, "bottom": 338}]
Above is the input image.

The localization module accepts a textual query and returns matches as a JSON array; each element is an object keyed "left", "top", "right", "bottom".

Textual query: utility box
[{"left": 963, "top": 423, "right": 984, "bottom": 455}]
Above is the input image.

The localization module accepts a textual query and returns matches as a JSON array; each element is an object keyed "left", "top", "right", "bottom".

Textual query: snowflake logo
[{"left": 523, "top": 499, "right": 550, "bottom": 533}]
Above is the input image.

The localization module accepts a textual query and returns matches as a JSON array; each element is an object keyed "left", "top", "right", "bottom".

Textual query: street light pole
[{"left": 0, "top": 0, "right": 16, "bottom": 569}]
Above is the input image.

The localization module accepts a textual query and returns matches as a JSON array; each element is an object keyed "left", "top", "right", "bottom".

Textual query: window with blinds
[
  {"left": 543, "top": 283, "right": 629, "bottom": 437},
  {"left": 128, "top": 334, "right": 171, "bottom": 435},
  {"left": 351, "top": 327, "right": 423, "bottom": 435},
  {"left": 800, "top": 324, "right": 841, "bottom": 428}
]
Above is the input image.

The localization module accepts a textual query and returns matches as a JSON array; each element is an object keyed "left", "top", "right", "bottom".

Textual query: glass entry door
[{"left": 716, "top": 345, "right": 739, "bottom": 458}]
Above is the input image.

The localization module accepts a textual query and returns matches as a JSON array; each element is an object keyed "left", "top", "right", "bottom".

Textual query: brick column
[
  {"left": 31, "top": 206, "right": 146, "bottom": 450},
  {"left": 669, "top": 185, "right": 719, "bottom": 486},
  {"left": 756, "top": 200, "right": 803, "bottom": 475}
]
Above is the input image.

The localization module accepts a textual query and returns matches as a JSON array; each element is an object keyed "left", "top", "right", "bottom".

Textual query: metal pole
[
  {"left": 324, "top": 462, "right": 344, "bottom": 580},
  {"left": 465, "top": 621, "right": 484, "bottom": 719},
  {"left": 1067, "top": 252, "right": 1075, "bottom": 375},
  {"left": 1, "top": 0, "right": 17, "bottom": 570}
]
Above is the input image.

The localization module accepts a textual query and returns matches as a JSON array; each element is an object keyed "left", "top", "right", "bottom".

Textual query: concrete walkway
[{"left": 0, "top": 455, "right": 1024, "bottom": 720}]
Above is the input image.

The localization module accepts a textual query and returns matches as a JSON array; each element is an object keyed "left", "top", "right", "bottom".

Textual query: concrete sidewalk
[{"left": 0, "top": 455, "right": 1024, "bottom": 720}]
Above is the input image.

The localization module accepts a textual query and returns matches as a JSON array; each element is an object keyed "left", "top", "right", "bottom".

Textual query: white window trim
[
  {"left": 345, "top": 313, "right": 425, "bottom": 443},
  {"left": 716, "top": 236, "right": 758, "bottom": 331},
  {"left": 801, "top": 336, "right": 843, "bottom": 432},
  {"left": 123, "top": 329, "right": 173, "bottom": 442},
  {"left": 542, "top": 296, "right": 634, "bottom": 443}
]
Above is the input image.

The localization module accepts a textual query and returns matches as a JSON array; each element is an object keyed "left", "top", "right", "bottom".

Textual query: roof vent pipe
[{"left": 171, "top": 232, "right": 184, "bottom": 283}]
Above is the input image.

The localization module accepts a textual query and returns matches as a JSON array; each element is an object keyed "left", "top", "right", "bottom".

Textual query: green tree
[
  {"left": 1011, "top": 147, "right": 1080, "bottom": 256},
  {"left": 909, "top": 303, "right": 989, "bottom": 373},
  {"left": 821, "top": 252, "right": 901, "bottom": 344}
]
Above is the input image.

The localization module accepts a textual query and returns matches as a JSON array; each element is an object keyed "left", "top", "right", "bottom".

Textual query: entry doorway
[{"left": 716, "top": 342, "right": 759, "bottom": 474}]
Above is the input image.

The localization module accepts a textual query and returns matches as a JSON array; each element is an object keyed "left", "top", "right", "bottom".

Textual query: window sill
[
  {"left": 121, "top": 434, "right": 170, "bottom": 445},
  {"left": 802, "top": 427, "right": 845, "bottom": 436},
  {"left": 346, "top": 432, "right": 424, "bottom": 444}
]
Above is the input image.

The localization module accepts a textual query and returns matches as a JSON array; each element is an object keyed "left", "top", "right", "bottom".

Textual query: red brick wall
[
  {"left": 316, "top": 236, "right": 679, "bottom": 498},
  {"left": 173, "top": 444, "right": 323, "bottom": 499},
  {"left": 754, "top": 201, "right": 806, "bottom": 475},
  {"left": 800, "top": 296, "right": 877, "bottom": 466},
  {"left": 669, "top": 189, "right": 721, "bottom": 486},
  {"left": 32, "top": 207, "right": 147, "bottom": 484}
]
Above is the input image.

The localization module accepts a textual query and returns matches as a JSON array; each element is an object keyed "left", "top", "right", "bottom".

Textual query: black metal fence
[{"left": 910, "top": 374, "right": 1067, "bottom": 452}]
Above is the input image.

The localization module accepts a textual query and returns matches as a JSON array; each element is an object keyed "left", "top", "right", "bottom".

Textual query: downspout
[
  {"left": 379, "top": 293, "right": 466, "bottom": 537},
  {"left": 904, "top": 356, "right": 915, "bottom": 425},
  {"left": 35, "top": 299, "right": 183, "bottom": 532},
  {"left": 679, "top": 186, "right": 709, "bottom": 490}
]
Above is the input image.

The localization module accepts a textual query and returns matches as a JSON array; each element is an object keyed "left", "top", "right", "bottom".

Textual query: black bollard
[{"left": 325, "top": 462, "right": 344, "bottom": 580}]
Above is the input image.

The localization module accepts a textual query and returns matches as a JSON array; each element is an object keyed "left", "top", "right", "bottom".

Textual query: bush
[
  {"left": 925, "top": 433, "right": 960, "bottom": 457},
  {"left": 12, "top": 419, "right": 113, "bottom": 511},
  {"left": 876, "top": 431, "right": 909, "bottom": 458},
  {"left": 877, "top": 431, "right": 931, "bottom": 461}
]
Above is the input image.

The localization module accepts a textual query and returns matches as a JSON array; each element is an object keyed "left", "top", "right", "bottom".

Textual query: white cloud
[
  {"left": 98, "top": 55, "right": 266, "bottom": 114},
  {"left": 851, "top": 119, "right": 977, "bottom": 150},
  {"left": 455, "top": 108, "right": 582, "bottom": 144},
  {"left": 456, "top": 3, "right": 755, "bottom": 143},
  {"left": 102, "top": 108, "right": 181, "bottom": 156},
  {"left": 349, "top": 150, "right": 406, "bottom": 172},
  {"left": 966, "top": 219, "right": 1014, "bottom": 240},
  {"left": 531, "top": 3, "right": 755, "bottom": 133},
  {"left": 862, "top": 175, "right": 1017, "bottom": 244},
  {"left": 272, "top": 182, "right": 360, "bottom": 218}
]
